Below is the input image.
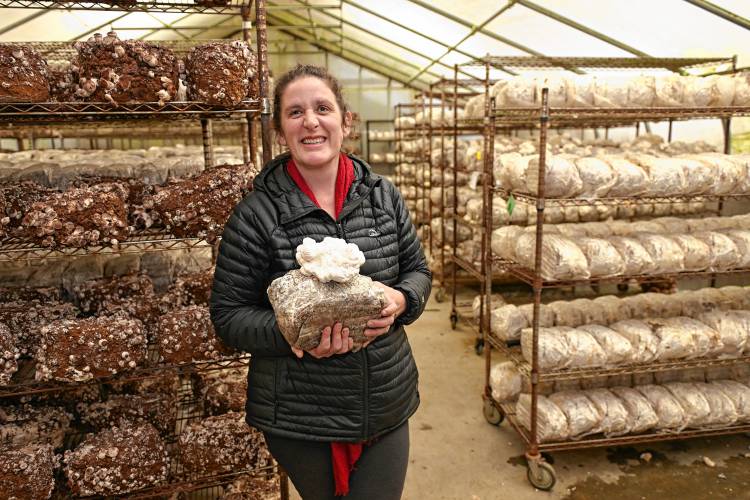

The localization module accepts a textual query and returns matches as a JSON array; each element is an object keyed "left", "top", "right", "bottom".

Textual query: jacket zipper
[{"left": 335, "top": 217, "right": 369, "bottom": 438}]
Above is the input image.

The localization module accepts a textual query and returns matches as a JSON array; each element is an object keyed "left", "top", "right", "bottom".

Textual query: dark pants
[{"left": 264, "top": 421, "right": 410, "bottom": 500}]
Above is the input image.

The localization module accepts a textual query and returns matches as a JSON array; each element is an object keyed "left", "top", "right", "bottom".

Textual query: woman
[{"left": 210, "top": 64, "right": 431, "bottom": 499}]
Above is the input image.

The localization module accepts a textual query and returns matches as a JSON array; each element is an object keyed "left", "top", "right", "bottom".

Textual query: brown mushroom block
[
  {"left": 0, "top": 286, "right": 62, "bottom": 304},
  {"left": 178, "top": 412, "right": 266, "bottom": 475},
  {"left": 0, "top": 322, "right": 19, "bottom": 386},
  {"left": 164, "top": 268, "right": 215, "bottom": 309},
  {"left": 18, "top": 183, "right": 129, "bottom": 247},
  {"left": 1, "top": 181, "right": 52, "bottom": 229},
  {"left": 0, "top": 444, "right": 58, "bottom": 500},
  {"left": 77, "top": 392, "right": 178, "bottom": 434},
  {"left": 156, "top": 305, "right": 233, "bottom": 365},
  {"left": 194, "top": 366, "right": 247, "bottom": 415},
  {"left": 148, "top": 164, "right": 257, "bottom": 242},
  {"left": 186, "top": 41, "right": 257, "bottom": 107},
  {"left": 35, "top": 315, "right": 147, "bottom": 382},
  {"left": 0, "top": 45, "right": 50, "bottom": 103},
  {"left": 73, "top": 272, "right": 155, "bottom": 316},
  {"left": 64, "top": 422, "right": 169, "bottom": 496},
  {"left": 0, "top": 301, "right": 79, "bottom": 357},
  {"left": 74, "top": 32, "right": 178, "bottom": 105},
  {"left": 47, "top": 60, "right": 78, "bottom": 102},
  {"left": 220, "top": 473, "right": 280, "bottom": 500},
  {"left": 0, "top": 404, "right": 73, "bottom": 450}
]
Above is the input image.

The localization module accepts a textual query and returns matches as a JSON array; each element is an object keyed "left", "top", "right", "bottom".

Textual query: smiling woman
[{"left": 210, "top": 64, "right": 432, "bottom": 500}]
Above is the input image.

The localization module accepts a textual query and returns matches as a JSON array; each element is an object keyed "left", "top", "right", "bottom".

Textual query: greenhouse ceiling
[{"left": 0, "top": 0, "right": 747, "bottom": 90}]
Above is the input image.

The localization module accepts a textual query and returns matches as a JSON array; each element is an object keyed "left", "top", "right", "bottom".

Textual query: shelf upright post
[
  {"left": 200, "top": 118, "right": 214, "bottom": 168},
  {"left": 427, "top": 84, "right": 434, "bottom": 258},
  {"left": 256, "top": 0, "right": 272, "bottom": 165},
  {"left": 449, "top": 81, "right": 457, "bottom": 318},
  {"left": 242, "top": 3, "right": 256, "bottom": 166},
  {"left": 482, "top": 60, "right": 494, "bottom": 392},
  {"left": 528, "top": 87, "right": 550, "bottom": 463}
]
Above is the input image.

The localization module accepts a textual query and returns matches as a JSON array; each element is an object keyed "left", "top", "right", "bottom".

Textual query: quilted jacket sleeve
[
  {"left": 388, "top": 181, "right": 432, "bottom": 326},
  {"left": 210, "top": 196, "right": 293, "bottom": 357}
]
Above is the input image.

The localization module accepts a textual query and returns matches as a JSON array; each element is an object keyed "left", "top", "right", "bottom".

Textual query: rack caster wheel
[
  {"left": 483, "top": 399, "right": 503, "bottom": 426},
  {"left": 435, "top": 288, "right": 446, "bottom": 303},
  {"left": 474, "top": 339, "right": 484, "bottom": 356},
  {"left": 450, "top": 311, "right": 458, "bottom": 330},
  {"left": 526, "top": 460, "right": 556, "bottom": 491}
]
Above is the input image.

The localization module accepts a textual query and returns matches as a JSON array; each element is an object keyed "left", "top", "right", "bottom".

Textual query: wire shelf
[
  {"left": 0, "top": 100, "right": 259, "bottom": 124},
  {"left": 474, "top": 56, "right": 736, "bottom": 71},
  {"left": 0, "top": 355, "right": 250, "bottom": 398},
  {"left": 495, "top": 400, "right": 750, "bottom": 453},
  {"left": 487, "top": 333, "right": 750, "bottom": 382},
  {"left": 493, "top": 187, "right": 750, "bottom": 206},
  {"left": 0, "top": 0, "right": 250, "bottom": 14},
  {"left": 494, "top": 257, "right": 750, "bottom": 289},
  {"left": 492, "top": 106, "right": 750, "bottom": 126},
  {"left": 0, "top": 229, "right": 216, "bottom": 263},
  {"left": 5, "top": 40, "right": 256, "bottom": 61}
]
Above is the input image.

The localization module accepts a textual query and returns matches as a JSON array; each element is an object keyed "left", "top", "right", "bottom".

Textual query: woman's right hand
[{"left": 291, "top": 322, "right": 353, "bottom": 359}]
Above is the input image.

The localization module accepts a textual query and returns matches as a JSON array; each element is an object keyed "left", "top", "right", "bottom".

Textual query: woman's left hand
[{"left": 363, "top": 282, "right": 407, "bottom": 344}]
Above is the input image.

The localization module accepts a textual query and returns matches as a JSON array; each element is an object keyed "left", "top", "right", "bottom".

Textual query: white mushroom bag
[
  {"left": 517, "top": 394, "right": 569, "bottom": 443},
  {"left": 267, "top": 237, "right": 386, "bottom": 351}
]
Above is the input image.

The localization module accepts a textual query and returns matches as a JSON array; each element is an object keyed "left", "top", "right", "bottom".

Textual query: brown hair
[{"left": 272, "top": 64, "right": 349, "bottom": 131}]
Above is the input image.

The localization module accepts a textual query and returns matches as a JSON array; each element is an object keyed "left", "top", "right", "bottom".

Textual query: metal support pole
[
  {"left": 241, "top": 117, "right": 251, "bottom": 165},
  {"left": 668, "top": 119, "right": 674, "bottom": 143},
  {"left": 529, "top": 88, "right": 551, "bottom": 459},
  {"left": 257, "top": 0, "right": 273, "bottom": 165},
  {"left": 723, "top": 117, "right": 732, "bottom": 154},
  {"left": 201, "top": 118, "right": 214, "bottom": 169}
]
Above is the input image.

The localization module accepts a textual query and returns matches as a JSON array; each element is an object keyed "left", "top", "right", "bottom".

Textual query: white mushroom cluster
[{"left": 295, "top": 237, "right": 366, "bottom": 283}]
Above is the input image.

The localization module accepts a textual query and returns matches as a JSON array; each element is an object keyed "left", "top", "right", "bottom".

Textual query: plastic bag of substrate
[
  {"left": 587, "top": 388, "right": 631, "bottom": 437},
  {"left": 577, "top": 325, "right": 635, "bottom": 366},
  {"left": 521, "top": 326, "right": 572, "bottom": 370},
  {"left": 548, "top": 391, "right": 602, "bottom": 439},
  {"left": 636, "top": 384, "right": 688, "bottom": 432},
  {"left": 609, "top": 387, "right": 659, "bottom": 434},
  {"left": 609, "top": 320, "right": 659, "bottom": 364},
  {"left": 267, "top": 237, "right": 385, "bottom": 351},
  {"left": 516, "top": 394, "right": 569, "bottom": 443},
  {"left": 695, "top": 383, "right": 738, "bottom": 427},
  {"left": 490, "top": 361, "right": 522, "bottom": 402},
  {"left": 664, "top": 382, "right": 711, "bottom": 428}
]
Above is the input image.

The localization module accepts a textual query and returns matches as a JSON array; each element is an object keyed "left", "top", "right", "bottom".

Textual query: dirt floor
[{"left": 289, "top": 291, "right": 750, "bottom": 499}]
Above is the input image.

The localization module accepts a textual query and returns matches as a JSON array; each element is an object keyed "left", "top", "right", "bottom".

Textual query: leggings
[{"left": 264, "top": 421, "right": 409, "bottom": 500}]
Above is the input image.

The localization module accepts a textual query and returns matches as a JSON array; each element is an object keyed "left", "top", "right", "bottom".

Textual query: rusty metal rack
[
  {"left": 0, "top": 100, "right": 259, "bottom": 124},
  {"left": 492, "top": 188, "right": 750, "bottom": 207},
  {"left": 474, "top": 55, "right": 736, "bottom": 72},
  {"left": 0, "top": 229, "right": 215, "bottom": 263},
  {"left": 0, "top": 354, "right": 250, "bottom": 398},
  {"left": 494, "top": 400, "right": 750, "bottom": 453},
  {"left": 462, "top": 55, "right": 750, "bottom": 492},
  {"left": 494, "top": 258, "right": 750, "bottom": 289},
  {"left": 0, "top": 0, "right": 250, "bottom": 14},
  {"left": 486, "top": 333, "right": 750, "bottom": 382}
]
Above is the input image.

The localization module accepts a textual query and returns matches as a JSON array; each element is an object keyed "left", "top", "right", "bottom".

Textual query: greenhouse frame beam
[
  {"left": 406, "top": 2, "right": 513, "bottom": 84},
  {"left": 139, "top": 13, "right": 193, "bottom": 40},
  {"left": 0, "top": 10, "right": 47, "bottom": 36},
  {"left": 683, "top": 0, "right": 750, "bottom": 31},
  {"left": 341, "top": 0, "right": 517, "bottom": 76},
  {"left": 256, "top": 3, "right": 445, "bottom": 86},
  {"left": 513, "top": 0, "right": 650, "bottom": 57},
  {"left": 284, "top": 1, "right": 476, "bottom": 81},
  {"left": 68, "top": 12, "right": 131, "bottom": 41},
  {"left": 260, "top": 11, "right": 432, "bottom": 89}
]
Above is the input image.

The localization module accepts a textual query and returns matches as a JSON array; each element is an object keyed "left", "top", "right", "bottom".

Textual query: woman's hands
[
  {"left": 291, "top": 322, "right": 353, "bottom": 359},
  {"left": 363, "top": 282, "right": 406, "bottom": 344},
  {"left": 290, "top": 283, "right": 407, "bottom": 358}
]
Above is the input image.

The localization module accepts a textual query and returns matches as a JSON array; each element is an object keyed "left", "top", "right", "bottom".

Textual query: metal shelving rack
[
  {"left": 365, "top": 118, "right": 396, "bottom": 171},
  {"left": 0, "top": 1, "right": 285, "bottom": 498},
  {"left": 468, "top": 55, "right": 748, "bottom": 491}
]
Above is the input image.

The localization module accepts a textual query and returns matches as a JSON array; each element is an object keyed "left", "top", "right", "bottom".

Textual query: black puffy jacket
[{"left": 210, "top": 152, "right": 431, "bottom": 442}]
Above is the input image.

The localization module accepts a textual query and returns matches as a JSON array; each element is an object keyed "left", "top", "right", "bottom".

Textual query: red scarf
[
  {"left": 286, "top": 153, "right": 354, "bottom": 219},
  {"left": 286, "top": 152, "right": 362, "bottom": 496}
]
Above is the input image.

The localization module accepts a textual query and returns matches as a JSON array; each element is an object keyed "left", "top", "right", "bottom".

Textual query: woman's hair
[{"left": 272, "top": 64, "right": 348, "bottom": 131}]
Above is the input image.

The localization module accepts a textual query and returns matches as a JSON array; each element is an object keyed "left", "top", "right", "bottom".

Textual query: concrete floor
[{"left": 289, "top": 292, "right": 750, "bottom": 499}]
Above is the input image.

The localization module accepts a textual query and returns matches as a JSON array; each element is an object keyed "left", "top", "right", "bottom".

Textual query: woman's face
[{"left": 277, "top": 76, "right": 351, "bottom": 171}]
